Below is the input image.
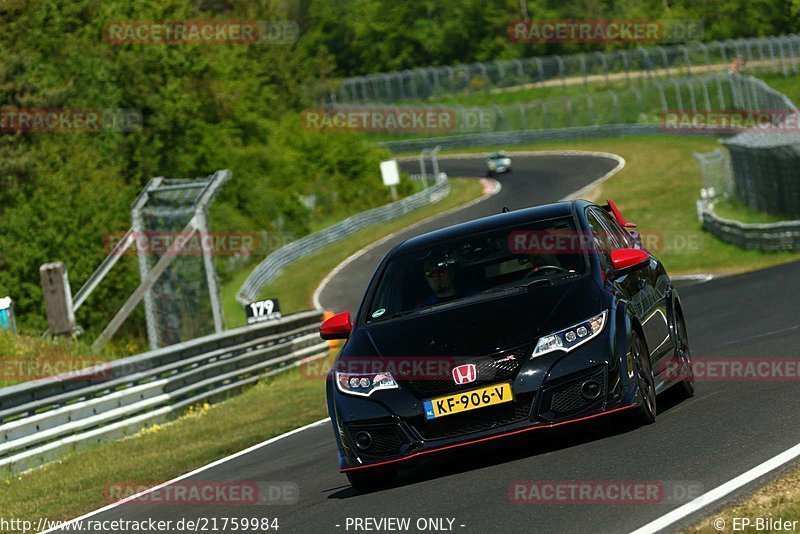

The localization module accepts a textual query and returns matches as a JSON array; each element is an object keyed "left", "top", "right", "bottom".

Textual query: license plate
[{"left": 423, "top": 383, "right": 514, "bottom": 420}]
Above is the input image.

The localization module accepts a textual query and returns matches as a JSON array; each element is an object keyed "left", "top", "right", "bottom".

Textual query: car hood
[{"left": 361, "top": 276, "right": 601, "bottom": 359}]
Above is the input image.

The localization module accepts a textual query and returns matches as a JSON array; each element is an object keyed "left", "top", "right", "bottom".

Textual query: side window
[
  {"left": 594, "top": 208, "right": 634, "bottom": 248},
  {"left": 585, "top": 209, "right": 613, "bottom": 270}
]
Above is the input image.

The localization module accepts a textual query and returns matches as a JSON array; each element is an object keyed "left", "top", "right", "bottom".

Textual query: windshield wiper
[{"left": 485, "top": 278, "right": 553, "bottom": 295}]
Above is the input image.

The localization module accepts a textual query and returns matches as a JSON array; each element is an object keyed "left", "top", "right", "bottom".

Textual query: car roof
[{"left": 393, "top": 200, "right": 592, "bottom": 255}]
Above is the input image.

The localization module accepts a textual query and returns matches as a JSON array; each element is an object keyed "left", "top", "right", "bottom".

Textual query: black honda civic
[{"left": 321, "top": 199, "right": 694, "bottom": 491}]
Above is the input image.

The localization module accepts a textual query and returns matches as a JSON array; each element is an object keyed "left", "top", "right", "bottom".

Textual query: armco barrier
[
  {"left": 701, "top": 203, "right": 800, "bottom": 250},
  {"left": 0, "top": 310, "right": 328, "bottom": 474},
  {"left": 381, "top": 124, "right": 668, "bottom": 153},
  {"left": 237, "top": 174, "right": 450, "bottom": 305}
]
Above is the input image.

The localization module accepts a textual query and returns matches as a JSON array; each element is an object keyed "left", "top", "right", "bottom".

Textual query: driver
[{"left": 422, "top": 256, "right": 458, "bottom": 304}]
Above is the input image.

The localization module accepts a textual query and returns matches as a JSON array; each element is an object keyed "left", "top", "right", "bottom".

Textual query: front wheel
[
  {"left": 673, "top": 312, "right": 695, "bottom": 398},
  {"left": 630, "top": 331, "right": 656, "bottom": 425}
]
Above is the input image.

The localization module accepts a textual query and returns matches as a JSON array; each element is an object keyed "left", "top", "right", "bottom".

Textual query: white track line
[
  {"left": 629, "top": 440, "right": 800, "bottom": 534},
  {"left": 41, "top": 418, "right": 331, "bottom": 533}
]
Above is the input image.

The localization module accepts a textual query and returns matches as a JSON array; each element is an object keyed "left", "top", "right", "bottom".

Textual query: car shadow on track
[{"left": 326, "top": 388, "right": 691, "bottom": 499}]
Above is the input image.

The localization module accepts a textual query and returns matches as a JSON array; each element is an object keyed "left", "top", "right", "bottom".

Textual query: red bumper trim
[{"left": 341, "top": 404, "right": 635, "bottom": 472}]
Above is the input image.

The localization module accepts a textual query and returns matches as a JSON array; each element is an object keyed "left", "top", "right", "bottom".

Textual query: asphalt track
[{"left": 54, "top": 154, "right": 800, "bottom": 534}]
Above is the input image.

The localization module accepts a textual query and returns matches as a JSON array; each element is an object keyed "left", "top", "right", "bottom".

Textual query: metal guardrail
[
  {"left": 701, "top": 203, "right": 800, "bottom": 250},
  {"left": 237, "top": 173, "right": 450, "bottom": 305},
  {"left": 0, "top": 310, "right": 328, "bottom": 474},
  {"left": 380, "top": 124, "right": 704, "bottom": 153}
]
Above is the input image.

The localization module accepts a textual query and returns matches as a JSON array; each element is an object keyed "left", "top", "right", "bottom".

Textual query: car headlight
[
  {"left": 488, "top": 162, "right": 496, "bottom": 169},
  {"left": 531, "top": 310, "right": 607, "bottom": 358},
  {"left": 335, "top": 371, "right": 399, "bottom": 397}
]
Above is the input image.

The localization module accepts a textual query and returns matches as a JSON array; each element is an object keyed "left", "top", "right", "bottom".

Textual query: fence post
[
  {"left": 419, "top": 148, "right": 430, "bottom": 187},
  {"left": 687, "top": 82, "right": 697, "bottom": 112},
  {"left": 672, "top": 79, "right": 684, "bottom": 112},
  {"left": 431, "top": 145, "right": 441, "bottom": 178},
  {"left": 555, "top": 55, "right": 566, "bottom": 90},
  {"left": 656, "top": 46, "right": 670, "bottom": 77},
  {"left": 610, "top": 91, "right": 620, "bottom": 123},
  {"left": 654, "top": 81, "right": 668, "bottom": 113},
  {"left": 541, "top": 100, "right": 549, "bottom": 129},
  {"left": 579, "top": 53, "right": 588, "bottom": 90},
  {"left": 533, "top": 57, "right": 543, "bottom": 84},
  {"left": 621, "top": 50, "right": 631, "bottom": 86},
  {"left": 681, "top": 45, "right": 692, "bottom": 76},
  {"left": 632, "top": 87, "right": 643, "bottom": 115},
  {"left": 701, "top": 78, "right": 712, "bottom": 111},
  {"left": 40, "top": 262, "right": 76, "bottom": 337},
  {"left": 595, "top": 51, "right": 609, "bottom": 87},
  {"left": 565, "top": 96, "right": 573, "bottom": 127},
  {"left": 716, "top": 75, "right": 726, "bottom": 109}
]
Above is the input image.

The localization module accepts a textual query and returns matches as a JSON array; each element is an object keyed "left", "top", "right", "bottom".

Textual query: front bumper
[
  {"left": 328, "top": 331, "right": 638, "bottom": 472},
  {"left": 338, "top": 403, "right": 635, "bottom": 473}
]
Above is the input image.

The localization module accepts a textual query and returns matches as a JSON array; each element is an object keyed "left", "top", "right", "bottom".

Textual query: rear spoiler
[{"left": 602, "top": 199, "right": 637, "bottom": 229}]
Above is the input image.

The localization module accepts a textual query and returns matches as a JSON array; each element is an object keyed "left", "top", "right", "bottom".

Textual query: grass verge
[
  {"left": 0, "top": 331, "right": 143, "bottom": 388},
  {"left": 0, "top": 353, "right": 334, "bottom": 526},
  {"left": 689, "top": 462, "right": 800, "bottom": 533},
  {"left": 435, "top": 135, "right": 800, "bottom": 275},
  {"left": 714, "top": 197, "right": 797, "bottom": 224}
]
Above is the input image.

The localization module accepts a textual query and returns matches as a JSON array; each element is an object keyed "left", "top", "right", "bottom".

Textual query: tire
[
  {"left": 673, "top": 312, "right": 695, "bottom": 398},
  {"left": 630, "top": 331, "right": 657, "bottom": 425},
  {"left": 346, "top": 467, "right": 397, "bottom": 493},
  {"left": 486, "top": 169, "right": 493, "bottom": 177}
]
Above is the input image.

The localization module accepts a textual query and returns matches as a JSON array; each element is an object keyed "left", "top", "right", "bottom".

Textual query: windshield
[{"left": 366, "top": 216, "right": 586, "bottom": 322}]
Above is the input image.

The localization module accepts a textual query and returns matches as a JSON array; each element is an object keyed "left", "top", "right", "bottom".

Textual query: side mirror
[
  {"left": 608, "top": 248, "right": 649, "bottom": 278},
  {"left": 320, "top": 311, "right": 352, "bottom": 340}
]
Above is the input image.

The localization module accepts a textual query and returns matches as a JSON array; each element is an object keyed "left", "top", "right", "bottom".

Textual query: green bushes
[{"left": 0, "top": 0, "right": 401, "bottom": 335}]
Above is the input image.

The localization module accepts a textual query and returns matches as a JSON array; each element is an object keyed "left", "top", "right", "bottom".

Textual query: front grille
[
  {"left": 347, "top": 423, "right": 406, "bottom": 458},
  {"left": 544, "top": 367, "right": 606, "bottom": 417},
  {"left": 411, "top": 393, "right": 535, "bottom": 440},
  {"left": 402, "top": 346, "right": 527, "bottom": 399}
]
